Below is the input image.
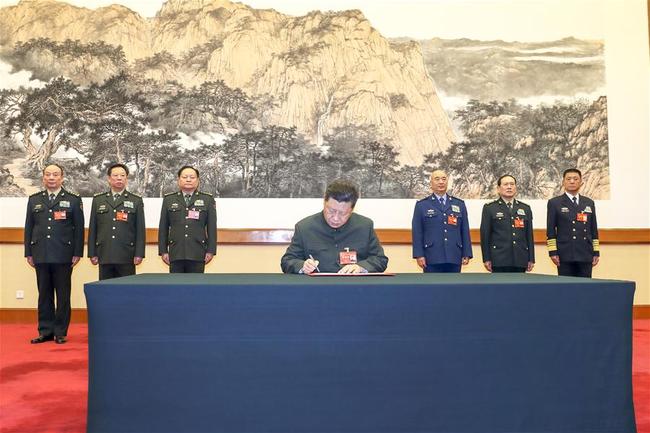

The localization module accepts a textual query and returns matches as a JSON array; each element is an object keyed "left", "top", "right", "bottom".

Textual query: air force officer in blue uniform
[{"left": 412, "top": 170, "right": 472, "bottom": 273}]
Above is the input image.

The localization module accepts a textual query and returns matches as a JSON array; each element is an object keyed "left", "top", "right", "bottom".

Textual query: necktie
[
  {"left": 439, "top": 197, "right": 445, "bottom": 206},
  {"left": 185, "top": 194, "right": 191, "bottom": 206},
  {"left": 49, "top": 193, "right": 55, "bottom": 203},
  {"left": 113, "top": 193, "right": 120, "bottom": 201},
  {"left": 507, "top": 202, "right": 513, "bottom": 211},
  {"left": 572, "top": 196, "right": 578, "bottom": 206}
]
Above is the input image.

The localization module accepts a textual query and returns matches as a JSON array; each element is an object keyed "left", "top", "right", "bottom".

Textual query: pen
[{"left": 308, "top": 254, "right": 321, "bottom": 273}]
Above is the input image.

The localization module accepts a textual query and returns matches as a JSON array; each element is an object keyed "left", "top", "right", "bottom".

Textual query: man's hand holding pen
[{"left": 301, "top": 255, "right": 320, "bottom": 274}]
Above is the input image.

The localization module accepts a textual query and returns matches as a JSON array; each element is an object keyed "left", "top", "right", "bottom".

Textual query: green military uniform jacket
[
  {"left": 88, "top": 190, "right": 146, "bottom": 264},
  {"left": 158, "top": 190, "right": 217, "bottom": 262},
  {"left": 24, "top": 188, "right": 84, "bottom": 264},
  {"left": 480, "top": 198, "right": 535, "bottom": 268},
  {"left": 281, "top": 212, "right": 388, "bottom": 273}
]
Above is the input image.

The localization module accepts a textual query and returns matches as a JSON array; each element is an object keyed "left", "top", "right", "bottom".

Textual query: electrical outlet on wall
[{"left": 16, "top": 290, "right": 24, "bottom": 299}]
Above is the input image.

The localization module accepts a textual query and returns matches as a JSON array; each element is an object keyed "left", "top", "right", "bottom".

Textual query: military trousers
[
  {"left": 99, "top": 263, "right": 136, "bottom": 280},
  {"left": 34, "top": 263, "right": 72, "bottom": 337},
  {"left": 170, "top": 260, "right": 205, "bottom": 273},
  {"left": 558, "top": 261, "right": 593, "bottom": 278}
]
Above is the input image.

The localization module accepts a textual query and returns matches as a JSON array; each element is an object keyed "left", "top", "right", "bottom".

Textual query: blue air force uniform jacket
[
  {"left": 480, "top": 198, "right": 535, "bottom": 268},
  {"left": 546, "top": 194, "right": 599, "bottom": 262},
  {"left": 158, "top": 191, "right": 217, "bottom": 262},
  {"left": 24, "top": 188, "right": 84, "bottom": 264},
  {"left": 281, "top": 212, "right": 388, "bottom": 273},
  {"left": 412, "top": 194, "right": 472, "bottom": 265},
  {"left": 88, "top": 190, "right": 146, "bottom": 264}
]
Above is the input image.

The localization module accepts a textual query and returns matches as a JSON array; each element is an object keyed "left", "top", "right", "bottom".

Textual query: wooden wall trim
[
  {"left": 0, "top": 309, "right": 88, "bottom": 323},
  {"left": 3, "top": 306, "right": 649, "bottom": 322},
  {"left": 1, "top": 228, "right": 649, "bottom": 245}
]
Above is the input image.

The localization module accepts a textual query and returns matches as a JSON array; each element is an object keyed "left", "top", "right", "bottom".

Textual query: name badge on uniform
[
  {"left": 187, "top": 210, "right": 200, "bottom": 220},
  {"left": 496, "top": 211, "right": 504, "bottom": 218},
  {"left": 517, "top": 208, "right": 526, "bottom": 216},
  {"left": 99, "top": 204, "right": 107, "bottom": 211},
  {"left": 447, "top": 214, "right": 458, "bottom": 226},
  {"left": 116, "top": 211, "right": 128, "bottom": 222},
  {"left": 339, "top": 250, "right": 357, "bottom": 265},
  {"left": 59, "top": 200, "right": 70, "bottom": 208},
  {"left": 54, "top": 210, "right": 67, "bottom": 220},
  {"left": 576, "top": 213, "right": 588, "bottom": 222},
  {"left": 561, "top": 207, "right": 570, "bottom": 213},
  {"left": 514, "top": 218, "right": 525, "bottom": 228},
  {"left": 451, "top": 205, "right": 460, "bottom": 213},
  {"left": 124, "top": 201, "right": 134, "bottom": 209},
  {"left": 194, "top": 199, "right": 204, "bottom": 207},
  {"left": 584, "top": 206, "right": 592, "bottom": 213}
]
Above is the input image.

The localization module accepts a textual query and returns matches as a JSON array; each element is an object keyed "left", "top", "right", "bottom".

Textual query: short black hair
[
  {"left": 497, "top": 174, "right": 516, "bottom": 186},
  {"left": 107, "top": 163, "right": 129, "bottom": 176},
  {"left": 178, "top": 165, "right": 199, "bottom": 178},
  {"left": 324, "top": 179, "right": 359, "bottom": 208},
  {"left": 42, "top": 163, "right": 64, "bottom": 175},
  {"left": 563, "top": 168, "right": 582, "bottom": 178}
]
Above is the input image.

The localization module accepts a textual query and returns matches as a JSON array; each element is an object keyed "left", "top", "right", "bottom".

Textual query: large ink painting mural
[{"left": 0, "top": 0, "right": 609, "bottom": 199}]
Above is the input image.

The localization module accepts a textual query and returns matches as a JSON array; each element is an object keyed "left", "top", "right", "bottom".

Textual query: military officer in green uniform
[
  {"left": 281, "top": 179, "right": 388, "bottom": 274},
  {"left": 24, "top": 164, "right": 84, "bottom": 344},
  {"left": 480, "top": 174, "right": 535, "bottom": 273},
  {"left": 159, "top": 165, "right": 217, "bottom": 273},
  {"left": 88, "top": 163, "right": 145, "bottom": 280}
]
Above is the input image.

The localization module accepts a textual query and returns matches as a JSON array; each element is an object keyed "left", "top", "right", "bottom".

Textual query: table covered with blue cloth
[{"left": 85, "top": 273, "right": 636, "bottom": 433}]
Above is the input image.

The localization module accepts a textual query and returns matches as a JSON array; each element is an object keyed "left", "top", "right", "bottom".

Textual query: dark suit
[
  {"left": 281, "top": 212, "right": 388, "bottom": 273},
  {"left": 412, "top": 194, "right": 472, "bottom": 273},
  {"left": 158, "top": 191, "right": 217, "bottom": 273},
  {"left": 88, "top": 190, "right": 146, "bottom": 280},
  {"left": 480, "top": 198, "right": 535, "bottom": 272},
  {"left": 24, "top": 188, "right": 84, "bottom": 337},
  {"left": 547, "top": 194, "right": 599, "bottom": 277}
]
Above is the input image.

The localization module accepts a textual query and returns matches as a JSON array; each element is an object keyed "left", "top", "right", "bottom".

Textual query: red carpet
[{"left": 1, "top": 321, "right": 649, "bottom": 433}]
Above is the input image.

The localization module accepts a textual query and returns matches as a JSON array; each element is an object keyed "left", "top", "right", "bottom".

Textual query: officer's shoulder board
[
  {"left": 198, "top": 191, "right": 213, "bottom": 197},
  {"left": 448, "top": 195, "right": 465, "bottom": 203},
  {"left": 126, "top": 191, "right": 142, "bottom": 199},
  {"left": 163, "top": 191, "right": 177, "bottom": 197},
  {"left": 63, "top": 189, "right": 81, "bottom": 198},
  {"left": 416, "top": 195, "right": 432, "bottom": 204},
  {"left": 517, "top": 199, "right": 531, "bottom": 208},
  {"left": 93, "top": 191, "right": 108, "bottom": 197},
  {"left": 485, "top": 199, "right": 499, "bottom": 207},
  {"left": 30, "top": 190, "right": 45, "bottom": 198}
]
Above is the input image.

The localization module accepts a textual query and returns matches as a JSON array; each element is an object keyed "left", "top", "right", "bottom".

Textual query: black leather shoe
[
  {"left": 54, "top": 336, "right": 67, "bottom": 344},
  {"left": 31, "top": 335, "right": 54, "bottom": 344}
]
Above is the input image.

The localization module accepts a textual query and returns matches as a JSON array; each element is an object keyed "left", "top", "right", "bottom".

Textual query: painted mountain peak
[{"left": 0, "top": 0, "right": 455, "bottom": 167}]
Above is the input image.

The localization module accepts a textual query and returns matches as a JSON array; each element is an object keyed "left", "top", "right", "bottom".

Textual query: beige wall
[{"left": 1, "top": 243, "right": 648, "bottom": 309}]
